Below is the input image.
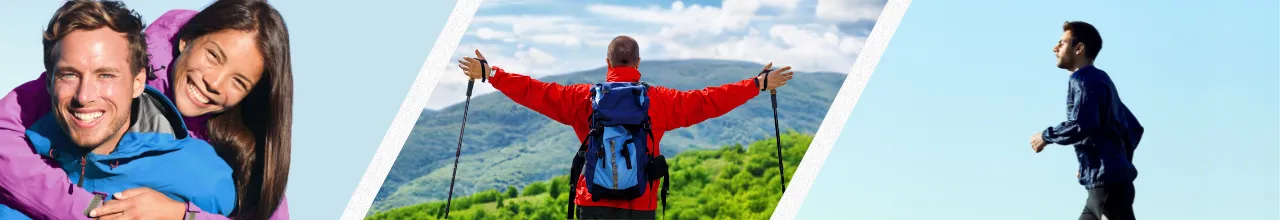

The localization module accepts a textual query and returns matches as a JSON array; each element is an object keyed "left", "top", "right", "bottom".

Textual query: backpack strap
[
  {"left": 568, "top": 128, "right": 598, "bottom": 220},
  {"left": 568, "top": 87, "right": 604, "bottom": 220}
]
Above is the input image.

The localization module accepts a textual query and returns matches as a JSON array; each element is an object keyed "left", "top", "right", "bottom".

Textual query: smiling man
[{"left": 0, "top": 1, "right": 236, "bottom": 219}]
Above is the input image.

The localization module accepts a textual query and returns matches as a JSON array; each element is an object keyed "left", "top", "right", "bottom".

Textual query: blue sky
[
  {"left": 427, "top": 0, "right": 889, "bottom": 109},
  {"left": 0, "top": 1, "right": 456, "bottom": 219},
  {"left": 797, "top": 0, "right": 1279, "bottom": 219}
]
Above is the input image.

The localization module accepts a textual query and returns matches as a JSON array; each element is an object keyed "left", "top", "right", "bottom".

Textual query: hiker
[
  {"left": 0, "top": 0, "right": 294, "bottom": 219},
  {"left": 0, "top": 1, "right": 238, "bottom": 219},
  {"left": 457, "top": 35, "right": 795, "bottom": 219},
  {"left": 1029, "top": 21, "right": 1144, "bottom": 220}
]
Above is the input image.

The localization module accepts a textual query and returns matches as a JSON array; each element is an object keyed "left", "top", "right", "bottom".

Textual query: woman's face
[{"left": 171, "top": 30, "right": 265, "bottom": 117}]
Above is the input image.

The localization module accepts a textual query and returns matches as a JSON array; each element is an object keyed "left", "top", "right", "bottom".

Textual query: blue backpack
[{"left": 567, "top": 82, "right": 670, "bottom": 218}]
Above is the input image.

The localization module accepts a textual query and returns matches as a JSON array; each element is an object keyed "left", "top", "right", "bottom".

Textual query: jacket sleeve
[
  {"left": 185, "top": 162, "right": 237, "bottom": 218},
  {"left": 1122, "top": 104, "right": 1143, "bottom": 161},
  {"left": 488, "top": 66, "right": 592, "bottom": 126},
  {"left": 0, "top": 74, "right": 97, "bottom": 220},
  {"left": 651, "top": 77, "right": 761, "bottom": 131},
  {"left": 1042, "top": 76, "right": 1103, "bottom": 146}
]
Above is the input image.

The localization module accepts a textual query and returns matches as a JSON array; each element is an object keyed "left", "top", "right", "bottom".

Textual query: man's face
[
  {"left": 1053, "top": 30, "right": 1080, "bottom": 70},
  {"left": 49, "top": 27, "right": 146, "bottom": 150}
]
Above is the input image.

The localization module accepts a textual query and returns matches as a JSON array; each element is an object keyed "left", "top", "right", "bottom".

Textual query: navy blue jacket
[{"left": 1043, "top": 66, "right": 1144, "bottom": 189}]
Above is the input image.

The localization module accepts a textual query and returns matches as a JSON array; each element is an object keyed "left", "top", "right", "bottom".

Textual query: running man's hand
[
  {"left": 757, "top": 63, "right": 794, "bottom": 91},
  {"left": 458, "top": 49, "right": 491, "bottom": 81},
  {"left": 1030, "top": 132, "right": 1049, "bottom": 153}
]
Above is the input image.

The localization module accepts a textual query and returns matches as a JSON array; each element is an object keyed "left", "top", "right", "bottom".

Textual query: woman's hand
[{"left": 89, "top": 187, "right": 187, "bottom": 220}]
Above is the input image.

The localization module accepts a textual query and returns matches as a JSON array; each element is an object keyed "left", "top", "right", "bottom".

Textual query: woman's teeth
[
  {"left": 187, "top": 83, "right": 212, "bottom": 104},
  {"left": 73, "top": 112, "right": 103, "bottom": 121}
]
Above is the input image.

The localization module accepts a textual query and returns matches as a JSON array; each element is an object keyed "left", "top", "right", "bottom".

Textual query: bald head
[{"left": 607, "top": 35, "right": 640, "bottom": 68}]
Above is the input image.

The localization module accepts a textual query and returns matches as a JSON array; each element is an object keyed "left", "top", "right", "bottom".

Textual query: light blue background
[
  {"left": 0, "top": 0, "right": 457, "bottom": 219},
  {"left": 797, "top": 0, "right": 1278, "bottom": 219}
]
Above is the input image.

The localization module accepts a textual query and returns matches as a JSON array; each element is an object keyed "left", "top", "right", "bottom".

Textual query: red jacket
[{"left": 488, "top": 66, "right": 762, "bottom": 210}]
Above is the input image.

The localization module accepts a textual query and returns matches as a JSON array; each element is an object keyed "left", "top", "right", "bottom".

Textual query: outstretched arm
[
  {"left": 459, "top": 50, "right": 591, "bottom": 126},
  {"left": 0, "top": 74, "right": 97, "bottom": 220},
  {"left": 654, "top": 64, "right": 793, "bottom": 131},
  {"left": 488, "top": 66, "right": 592, "bottom": 125}
]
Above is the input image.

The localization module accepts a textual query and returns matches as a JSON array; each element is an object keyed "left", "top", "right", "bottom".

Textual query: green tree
[
  {"left": 548, "top": 181, "right": 562, "bottom": 198},
  {"left": 506, "top": 186, "right": 519, "bottom": 198}
]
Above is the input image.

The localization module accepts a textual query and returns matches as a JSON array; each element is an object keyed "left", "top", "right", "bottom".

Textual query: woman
[{"left": 0, "top": 0, "right": 291, "bottom": 219}]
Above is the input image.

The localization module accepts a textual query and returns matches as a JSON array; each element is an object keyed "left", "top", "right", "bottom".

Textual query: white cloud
[
  {"left": 469, "top": 15, "right": 596, "bottom": 47},
  {"left": 427, "top": 44, "right": 569, "bottom": 109},
  {"left": 815, "top": 0, "right": 885, "bottom": 22},
  {"left": 585, "top": 0, "right": 798, "bottom": 39},
  {"left": 654, "top": 24, "right": 864, "bottom": 73}
]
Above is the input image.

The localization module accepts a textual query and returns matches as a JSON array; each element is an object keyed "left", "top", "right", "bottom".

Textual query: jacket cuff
[
  {"left": 487, "top": 66, "right": 507, "bottom": 84},
  {"left": 82, "top": 192, "right": 108, "bottom": 218}
]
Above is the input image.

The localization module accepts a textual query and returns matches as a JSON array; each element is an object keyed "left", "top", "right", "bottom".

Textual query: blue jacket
[
  {"left": 1043, "top": 66, "right": 1145, "bottom": 189},
  {"left": 0, "top": 86, "right": 236, "bottom": 219}
]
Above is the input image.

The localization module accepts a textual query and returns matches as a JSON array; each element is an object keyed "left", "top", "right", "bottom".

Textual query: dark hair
[
  {"left": 607, "top": 35, "right": 640, "bottom": 67},
  {"left": 1062, "top": 21, "right": 1102, "bottom": 59},
  {"left": 42, "top": 0, "right": 150, "bottom": 79},
  {"left": 176, "top": 0, "right": 292, "bottom": 218}
]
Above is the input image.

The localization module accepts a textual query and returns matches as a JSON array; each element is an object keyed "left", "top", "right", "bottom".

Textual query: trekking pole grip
[{"left": 466, "top": 79, "right": 475, "bottom": 97}]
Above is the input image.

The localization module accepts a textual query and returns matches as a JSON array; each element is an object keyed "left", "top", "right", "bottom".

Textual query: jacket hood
[{"left": 27, "top": 86, "right": 192, "bottom": 166}]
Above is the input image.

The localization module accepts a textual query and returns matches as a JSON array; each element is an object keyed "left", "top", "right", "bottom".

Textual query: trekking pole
[
  {"left": 760, "top": 69, "right": 786, "bottom": 193},
  {"left": 770, "top": 89, "right": 785, "bottom": 193},
  {"left": 445, "top": 60, "right": 487, "bottom": 218}
]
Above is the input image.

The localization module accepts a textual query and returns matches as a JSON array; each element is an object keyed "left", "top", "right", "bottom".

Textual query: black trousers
[
  {"left": 576, "top": 205, "right": 656, "bottom": 220},
  {"left": 1079, "top": 182, "right": 1136, "bottom": 220}
]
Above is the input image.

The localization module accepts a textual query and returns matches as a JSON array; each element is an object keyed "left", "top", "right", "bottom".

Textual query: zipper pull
[{"left": 78, "top": 156, "right": 85, "bottom": 187}]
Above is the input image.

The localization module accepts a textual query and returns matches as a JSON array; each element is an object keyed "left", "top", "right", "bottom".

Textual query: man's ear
[
  {"left": 634, "top": 58, "right": 640, "bottom": 69},
  {"left": 1074, "top": 42, "right": 1086, "bottom": 56},
  {"left": 606, "top": 58, "right": 613, "bottom": 69},
  {"left": 132, "top": 70, "right": 146, "bottom": 98}
]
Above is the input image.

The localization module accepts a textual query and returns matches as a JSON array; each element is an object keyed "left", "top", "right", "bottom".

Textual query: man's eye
[
  {"left": 58, "top": 74, "right": 78, "bottom": 80},
  {"left": 98, "top": 74, "right": 116, "bottom": 79}
]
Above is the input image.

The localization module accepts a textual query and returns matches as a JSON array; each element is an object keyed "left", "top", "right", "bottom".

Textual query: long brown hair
[{"left": 174, "top": 0, "right": 292, "bottom": 218}]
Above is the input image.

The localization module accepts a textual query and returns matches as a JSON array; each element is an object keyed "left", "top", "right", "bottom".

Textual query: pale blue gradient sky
[
  {"left": 797, "top": 0, "right": 1278, "bottom": 219},
  {"left": 0, "top": 1, "right": 456, "bottom": 218}
]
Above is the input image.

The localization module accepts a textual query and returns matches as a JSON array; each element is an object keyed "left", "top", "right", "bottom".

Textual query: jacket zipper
[{"left": 78, "top": 156, "right": 86, "bottom": 187}]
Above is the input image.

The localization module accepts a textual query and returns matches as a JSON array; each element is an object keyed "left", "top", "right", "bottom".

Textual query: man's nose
[{"left": 73, "top": 78, "right": 101, "bottom": 105}]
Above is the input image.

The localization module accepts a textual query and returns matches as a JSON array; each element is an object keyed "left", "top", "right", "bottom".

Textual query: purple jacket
[{"left": 0, "top": 9, "right": 289, "bottom": 220}]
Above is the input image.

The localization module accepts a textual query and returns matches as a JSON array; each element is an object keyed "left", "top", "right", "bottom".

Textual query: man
[
  {"left": 457, "top": 35, "right": 794, "bottom": 219},
  {"left": 0, "top": 1, "right": 236, "bottom": 219},
  {"left": 1030, "top": 21, "right": 1145, "bottom": 220}
]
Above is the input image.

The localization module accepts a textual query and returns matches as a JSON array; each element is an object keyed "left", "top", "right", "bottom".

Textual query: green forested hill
[
  {"left": 373, "top": 59, "right": 842, "bottom": 212},
  {"left": 367, "top": 132, "right": 813, "bottom": 220}
]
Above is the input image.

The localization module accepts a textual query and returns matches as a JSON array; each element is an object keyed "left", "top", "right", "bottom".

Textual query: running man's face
[
  {"left": 170, "top": 30, "right": 265, "bottom": 117},
  {"left": 1053, "top": 30, "right": 1081, "bottom": 70},
  {"left": 48, "top": 27, "right": 147, "bottom": 151}
]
